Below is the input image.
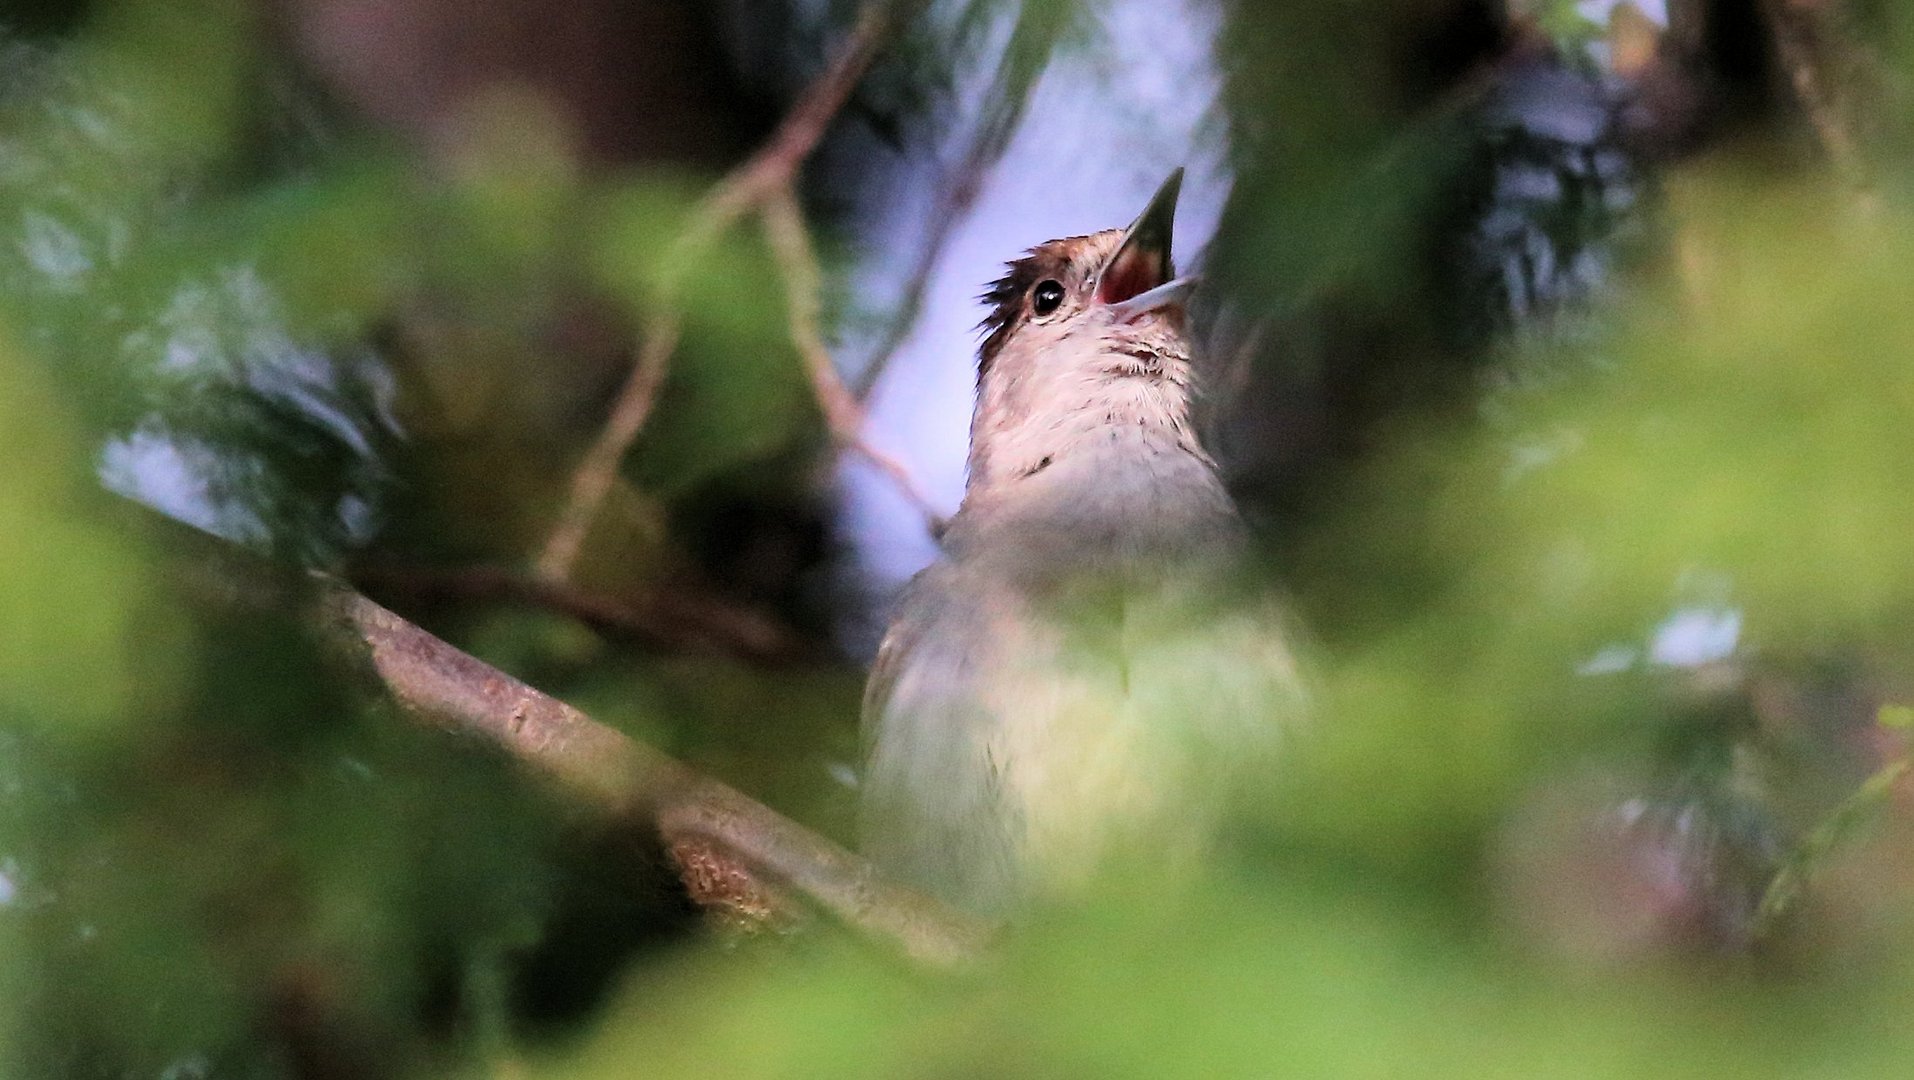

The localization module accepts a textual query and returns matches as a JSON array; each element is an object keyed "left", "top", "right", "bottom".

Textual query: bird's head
[{"left": 967, "top": 170, "right": 1205, "bottom": 490}]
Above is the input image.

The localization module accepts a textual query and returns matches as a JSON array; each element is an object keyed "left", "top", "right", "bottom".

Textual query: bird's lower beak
[
  {"left": 1096, "top": 168, "right": 1185, "bottom": 309},
  {"left": 1107, "top": 274, "right": 1201, "bottom": 322}
]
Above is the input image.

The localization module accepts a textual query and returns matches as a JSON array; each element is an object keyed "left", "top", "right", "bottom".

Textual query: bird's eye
[{"left": 1031, "top": 279, "right": 1065, "bottom": 316}]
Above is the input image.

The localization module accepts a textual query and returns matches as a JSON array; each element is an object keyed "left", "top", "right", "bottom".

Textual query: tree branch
[
  {"left": 534, "top": 0, "right": 912, "bottom": 583},
  {"left": 761, "top": 184, "right": 948, "bottom": 534},
  {"left": 332, "top": 0, "right": 968, "bottom": 963},
  {"left": 684, "top": 1, "right": 901, "bottom": 250},
  {"left": 318, "top": 578, "right": 991, "bottom": 967}
]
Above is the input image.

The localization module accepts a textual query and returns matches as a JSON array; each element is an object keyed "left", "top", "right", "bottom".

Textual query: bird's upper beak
[{"left": 1097, "top": 168, "right": 1199, "bottom": 321}]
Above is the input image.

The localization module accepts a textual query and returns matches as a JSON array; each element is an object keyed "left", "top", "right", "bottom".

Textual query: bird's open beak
[{"left": 1097, "top": 168, "right": 1199, "bottom": 321}]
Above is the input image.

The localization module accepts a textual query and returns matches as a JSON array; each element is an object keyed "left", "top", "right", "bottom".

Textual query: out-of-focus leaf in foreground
[{"left": 0, "top": 331, "right": 190, "bottom": 739}]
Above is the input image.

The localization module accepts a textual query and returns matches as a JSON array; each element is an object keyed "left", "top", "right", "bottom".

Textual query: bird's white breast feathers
[{"left": 859, "top": 470, "right": 1301, "bottom": 914}]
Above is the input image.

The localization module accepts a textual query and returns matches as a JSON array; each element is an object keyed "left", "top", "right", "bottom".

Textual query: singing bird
[{"left": 860, "top": 172, "right": 1301, "bottom": 916}]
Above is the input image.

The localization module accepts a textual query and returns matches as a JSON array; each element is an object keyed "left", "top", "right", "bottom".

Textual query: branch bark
[{"left": 314, "top": 577, "right": 990, "bottom": 967}]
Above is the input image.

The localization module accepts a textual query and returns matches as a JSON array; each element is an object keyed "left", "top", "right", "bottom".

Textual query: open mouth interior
[{"left": 1096, "top": 244, "right": 1170, "bottom": 306}]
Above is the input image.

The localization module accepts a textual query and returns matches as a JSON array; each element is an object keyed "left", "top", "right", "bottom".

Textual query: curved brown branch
[
  {"left": 535, "top": 0, "right": 912, "bottom": 583},
  {"left": 319, "top": 579, "right": 991, "bottom": 967},
  {"left": 761, "top": 185, "right": 948, "bottom": 534}
]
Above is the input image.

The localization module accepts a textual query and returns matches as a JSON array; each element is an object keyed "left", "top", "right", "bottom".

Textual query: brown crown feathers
[{"left": 975, "top": 229, "right": 1139, "bottom": 379}]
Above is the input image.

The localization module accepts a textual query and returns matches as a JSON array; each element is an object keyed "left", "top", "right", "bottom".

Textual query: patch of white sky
[
  {"left": 1577, "top": 569, "right": 1744, "bottom": 676},
  {"left": 1578, "top": 0, "right": 1666, "bottom": 25},
  {"left": 835, "top": 0, "right": 1234, "bottom": 594},
  {"left": 1572, "top": 0, "right": 1668, "bottom": 67},
  {"left": 99, "top": 423, "right": 269, "bottom": 544}
]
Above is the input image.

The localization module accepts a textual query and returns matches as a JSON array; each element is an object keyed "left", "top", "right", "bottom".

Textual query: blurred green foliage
[
  {"left": 7, "top": 0, "right": 1914, "bottom": 1077},
  {"left": 0, "top": 332, "right": 183, "bottom": 737}
]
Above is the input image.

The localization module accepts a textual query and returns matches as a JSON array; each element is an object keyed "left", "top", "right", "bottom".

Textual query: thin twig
[
  {"left": 535, "top": 314, "right": 680, "bottom": 583},
  {"left": 1750, "top": 756, "right": 1909, "bottom": 943},
  {"left": 846, "top": 131, "right": 996, "bottom": 402},
  {"left": 353, "top": 561, "right": 807, "bottom": 663},
  {"left": 761, "top": 184, "right": 948, "bottom": 533},
  {"left": 684, "top": 1, "right": 901, "bottom": 252},
  {"left": 1758, "top": 0, "right": 1870, "bottom": 190},
  {"left": 534, "top": 1, "right": 908, "bottom": 582},
  {"left": 847, "top": 0, "right": 1072, "bottom": 402}
]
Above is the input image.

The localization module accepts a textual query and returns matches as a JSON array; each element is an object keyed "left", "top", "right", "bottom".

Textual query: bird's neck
[
  {"left": 965, "top": 355, "right": 1208, "bottom": 490},
  {"left": 948, "top": 408, "right": 1242, "bottom": 579}
]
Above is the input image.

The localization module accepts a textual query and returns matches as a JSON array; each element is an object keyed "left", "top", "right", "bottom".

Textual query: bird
[{"left": 859, "top": 171, "right": 1302, "bottom": 917}]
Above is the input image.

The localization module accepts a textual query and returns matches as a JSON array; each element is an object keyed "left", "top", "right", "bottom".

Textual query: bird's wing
[
  {"left": 858, "top": 562, "right": 1031, "bottom": 912},
  {"left": 859, "top": 590, "right": 921, "bottom": 748}
]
